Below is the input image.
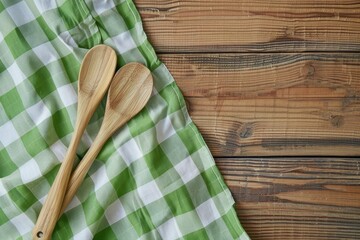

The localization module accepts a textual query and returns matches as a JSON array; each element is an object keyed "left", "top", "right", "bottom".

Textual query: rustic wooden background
[{"left": 135, "top": 0, "right": 360, "bottom": 239}]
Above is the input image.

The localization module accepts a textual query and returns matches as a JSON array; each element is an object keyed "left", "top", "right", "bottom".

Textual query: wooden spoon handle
[
  {"left": 32, "top": 45, "right": 116, "bottom": 240},
  {"left": 60, "top": 129, "right": 109, "bottom": 215},
  {"left": 32, "top": 121, "right": 86, "bottom": 240}
]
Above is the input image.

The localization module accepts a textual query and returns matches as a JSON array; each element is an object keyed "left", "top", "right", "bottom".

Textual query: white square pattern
[
  {"left": 78, "top": 130, "right": 93, "bottom": 151},
  {"left": 157, "top": 218, "right": 182, "bottom": 240},
  {"left": 32, "top": 42, "right": 59, "bottom": 66},
  {"left": 196, "top": 199, "right": 221, "bottom": 227},
  {"left": 175, "top": 156, "right": 200, "bottom": 184},
  {"left": 7, "top": 1, "right": 35, "bottom": 26},
  {"left": 26, "top": 101, "right": 51, "bottom": 125},
  {"left": 0, "top": 181, "right": 6, "bottom": 197},
  {"left": 105, "top": 200, "right": 126, "bottom": 225},
  {"left": 59, "top": 31, "right": 77, "bottom": 48},
  {"left": 10, "top": 213, "right": 33, "bottom": 235},
  {"left": 39, "top": 196, "right": 46, "bottom": 205},
  {"left": 7, "top": 61, "right": 26, "bottom": 86},
  {"left": 93, "top": 0, "right": 115, "bottom": 15},
  {"left": 90, "top": 165, "right": 109, "bottom": 191},
  {"left": 34, "top": 0, "right": 57, "bottom": 13},
  {"left": 117, "top": 138, "right": 142, "bottom": 166},
  {"left": 65, "top": 196, "right": 81, "bottom": 212},
  {"left": 155, "top": 116, "right": 176, "bottom": 143},
  {"left": 112, "top": 31, "right": 137, "bottom": 54},
  {"left": 0, "top": 121, "right": 19, "bottom": 147},
  {"left": 19, "top": 158, "right": 41, "bottom": 184},
  {"left": 137, "top": 180, "right": 163, "bottom": 205},
  {"left": 49, "top": 140, "right": 67, "bottom": 162},
  {"left": 73, "top": 228, "right": 93, "bottom": 240},
  {"left": 57, "top": 84, "right": 77, "bottom": 107}
]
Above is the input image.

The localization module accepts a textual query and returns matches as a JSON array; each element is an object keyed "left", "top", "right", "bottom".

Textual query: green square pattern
[
  {"left": 35, "top": 16, "right": 57, "bottom": 41},
  {"left": 0, "top": 149, "right": 17, "bottom": 177},
  {"left": 52, "top": 108, "right": 74, "bottom": 138},
  {"left": 93, "top": 226, "right": 117, "bottom": 240},
  {"left": 82, "top": 193, "right": 105, "bottom": 226},
  {"left": 0, "top": 60, "right": 5, "bottom": 72},
  {"left": 0, "top": 87, "right": 25, "bottom": 119},
  {"left": 111, "top": 167, "right": 137, "bottom": 197},
  {"left": 0, "top": 2, "right": 4, "bottom": 12},
  {"left": 8, "top": 185, "right": 37, "bottom": 212},
  {"left": 144, "top": 145, "right": 173, "bottom": 179},
  {"left": 0, "top": 0, "right": 249, "bottom": 239},
  {"left": 128, "top": 207, "right": 155, "bottom": 236},
  {"left": 28, "top": 66, "right": 57, "bottom": 98},
  {"left": 21, "top": 127, "right": 48, "bottom": 157},
  {"left": 115, "top": 2, "right": 139, "bottom": 29},
  {"left": 164, "top": 185, "right": 195, "bottom": 216},
  {"left": 128, "top": 108, "right": 154, "bottom": 137},
  {"left": 184, "top": 228, "right": 209, "bottom": 240},
  {"left": 0, "top": 208, "right": 9, "bottom": 226},
  {"left": 4, "top": 29, "right": 31, "bottom": 59}
]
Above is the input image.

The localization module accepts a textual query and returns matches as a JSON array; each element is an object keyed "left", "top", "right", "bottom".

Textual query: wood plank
[
  {"left": 160, "top": 53, "right": 360, "bottom": 156},
  {"left": 216, "top": 157, "right": 360, "bottom": 239},
  {"left": 136, "top": 0, "right": 360, "bottom": 53}
]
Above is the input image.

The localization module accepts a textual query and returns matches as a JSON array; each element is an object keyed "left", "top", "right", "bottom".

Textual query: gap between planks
[
  {"left": 215, "top": 157, "right": 360, "bottom": 239},
  {"left": 160, "top": 52, "right": 360, "bottom": 157}
]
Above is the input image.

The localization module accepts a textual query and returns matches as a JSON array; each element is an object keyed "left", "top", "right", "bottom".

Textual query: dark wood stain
[
  {"left": 330, "top": 115, "right": 345, "bottom": 128},
  {"left": 342, "top": 90, "right": 360, "bottom": 109},
  {"left": 165, "top": 53, "right": 360, "bottom": 72},
  {"left": 261, "top": 138, "right": 360, "bottom": 149},
  {"left": 239, "top": 123, "right": 253, "bottom": 139},
  {"left": 154, "top": 42, "right": 360, "bottom": 54}
]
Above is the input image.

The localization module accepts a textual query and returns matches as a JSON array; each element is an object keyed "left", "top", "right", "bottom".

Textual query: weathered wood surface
[
  {"left": 217, "top": 157, "right": 360, "bottom": 239},
  {"left": 136, "top": 0, "right": 360, "bottom": 238},
  {"left": 137, "top": 0, "right": 360, "bottom": 53},
  {"left": 161, "top": 53, "right": 360, "bottom": 156}
]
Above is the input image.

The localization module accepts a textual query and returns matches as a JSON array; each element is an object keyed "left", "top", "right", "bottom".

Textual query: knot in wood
[
  {"left": 330, "top": 115, "right": 344, "bottom": 128},
  {"left": 240, "top": 122, "right": 253, "bottom": 138},
  {"left": 302, "top": 63, "right": 316, "bottom": 79}
]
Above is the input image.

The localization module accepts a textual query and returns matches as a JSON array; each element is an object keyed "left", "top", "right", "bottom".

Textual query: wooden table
[{"left": 136, "top": 0, "right": 360, "bottom": 239}]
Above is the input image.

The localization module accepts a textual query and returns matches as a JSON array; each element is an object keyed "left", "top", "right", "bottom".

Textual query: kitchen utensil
[{"left": 33, "top": 45, "right": 117, "bottom": 240}]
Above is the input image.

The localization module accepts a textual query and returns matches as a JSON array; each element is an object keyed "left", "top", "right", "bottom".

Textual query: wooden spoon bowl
[{"left": 59, "top": 62, "right": 153, "bottom": 215}]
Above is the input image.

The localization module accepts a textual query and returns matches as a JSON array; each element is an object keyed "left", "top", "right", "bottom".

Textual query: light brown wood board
[{"left": 135, "top": 1, "right": 360, "bottom": 239}]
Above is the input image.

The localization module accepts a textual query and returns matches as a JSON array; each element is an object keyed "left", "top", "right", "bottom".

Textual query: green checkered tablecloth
[{"left": 0, "top": 0, "right": 249, "bottom": 239}]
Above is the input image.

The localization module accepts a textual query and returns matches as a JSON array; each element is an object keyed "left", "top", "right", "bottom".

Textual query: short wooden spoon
[
  {"left": 32, "top": 45, "right": 117, "bottom": 240},
  {"left": 59, "top": 63, "right": 153, "bottom": 215}
]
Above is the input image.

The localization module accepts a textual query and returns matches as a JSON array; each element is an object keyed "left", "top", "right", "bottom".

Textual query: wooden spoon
[
  {"left": 33, "top": 45, "right": 117, "bottom": 240},
  {"left": 59, "top": 63, "right": 153, "bottom": 215}
]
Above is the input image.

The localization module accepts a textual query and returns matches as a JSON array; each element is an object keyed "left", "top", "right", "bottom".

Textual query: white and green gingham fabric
[{"left": 0, "top": 0, "right": 249, "bottom": 239}]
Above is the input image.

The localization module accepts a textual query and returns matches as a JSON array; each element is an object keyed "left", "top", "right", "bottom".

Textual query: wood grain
[
  {"left": 161, "top": 53, "right": 360, "bottom": 156},
  {"left": 60, "top": 63, "right": 153, "bottom": 215},
  {"left": 33, "top": 45, "right": 117, "bottom": 240},
  {"left": 136, "top": 0, "right": 360, "bottom": 53},
  {"left": 135, "top": 0, "right": 360, "bottom": 238},
  {"left": 216, "top": 157, "right": 360, "bottom": 239}
]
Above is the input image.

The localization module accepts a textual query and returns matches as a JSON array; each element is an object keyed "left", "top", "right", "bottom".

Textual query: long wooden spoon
[
  {"left": 33, "top": 45, "right": 117, "bottom": 240},
  {"left": 59, "top": 63, "right": 153, "bottom": 216}
]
